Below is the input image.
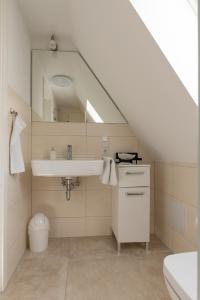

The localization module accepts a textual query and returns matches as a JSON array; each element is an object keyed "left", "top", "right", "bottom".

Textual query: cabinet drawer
[
  {"left": 119, "top": 187, "right": 149, "bottom": 201},
  {"left": 118, "top": 166, "right": 150, "bottom": 187}
]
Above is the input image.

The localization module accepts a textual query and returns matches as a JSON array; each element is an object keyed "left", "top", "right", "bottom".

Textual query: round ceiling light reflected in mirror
[{"left": 50, "top": 75, "right": 73, "bottom": 87}]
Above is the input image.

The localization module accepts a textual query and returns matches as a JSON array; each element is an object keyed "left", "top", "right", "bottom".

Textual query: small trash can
[{"left": 28, "top": 213, "right": 49, "bottom": 253}]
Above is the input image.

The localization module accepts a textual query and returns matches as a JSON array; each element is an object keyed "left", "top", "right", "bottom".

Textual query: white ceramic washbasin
[{"left": 31, "top": 159, "right": 103, "bottom": 177}]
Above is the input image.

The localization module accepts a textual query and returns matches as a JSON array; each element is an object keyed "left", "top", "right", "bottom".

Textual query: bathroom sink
[{"left": 31, "top": 159, "right": 103, "bottom": 177}]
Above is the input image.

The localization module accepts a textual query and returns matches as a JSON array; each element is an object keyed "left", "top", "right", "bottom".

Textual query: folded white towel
[
  {"left": 10, "top": 115, "right": 27, "bottom": 174},
  {"left": 101, "top": 157, "right": 117, "bottom": 186}
]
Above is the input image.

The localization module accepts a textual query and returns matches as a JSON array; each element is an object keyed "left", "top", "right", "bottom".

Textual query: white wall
[
  {"left": 0, "top": 0, "right": 31, "bottom": 290},
  {"left": 18, "top": 0, "right": 198, "bottom": 162},
  {"left": 68, "top": 0, "right": 198, "bottom": 162},
  {"left": 66, "top": 0, "right": 198, "bottom": 255},
  {"left": 7, "top": 0, "right": 31, "bottom": 104},
  {"left": 31, "top": 35, "right": 76, "bottom": 51},
  {"left": 0, "top": 0, "right": 7, "bottom": 291}
]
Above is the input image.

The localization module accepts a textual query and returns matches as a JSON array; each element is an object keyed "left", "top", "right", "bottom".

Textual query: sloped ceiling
[{"left": 18, "top": 0, "right": 198, "bottom": 162}]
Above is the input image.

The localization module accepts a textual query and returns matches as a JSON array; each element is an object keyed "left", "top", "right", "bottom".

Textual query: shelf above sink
[{"left": 31, "top": 159, "right": 103, "bottom": 177}]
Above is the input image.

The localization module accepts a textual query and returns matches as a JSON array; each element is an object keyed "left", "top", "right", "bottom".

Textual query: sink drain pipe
[{"left": 61, "top": 177, "right": 80, "bottom": 201}]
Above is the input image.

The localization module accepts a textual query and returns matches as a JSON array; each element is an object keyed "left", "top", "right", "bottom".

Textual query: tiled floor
[{"left": 0, "top": 235, "right": 171, "bottom": 300}]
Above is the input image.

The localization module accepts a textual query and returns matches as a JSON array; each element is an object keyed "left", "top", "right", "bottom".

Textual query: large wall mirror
[{"left": 32, "top": 50, "right": 126, "bottom": 123}]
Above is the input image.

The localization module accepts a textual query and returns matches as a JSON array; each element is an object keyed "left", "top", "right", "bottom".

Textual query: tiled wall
[
  {"left": 155, "top": 162, "right": 198, "bottom": 252},
  {"left": 6, "top": 88, "right": 31, "bottom": 281},
  {"left": 32, "top": 122, "right": 154, "bottom": 237}
]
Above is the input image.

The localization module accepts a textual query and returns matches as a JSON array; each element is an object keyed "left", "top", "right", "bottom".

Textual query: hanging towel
[
  {"left": 10, "top": 115, "right": 27, "bottom": 174},
  {"left": 110, "top": 157, "right": 117, "bottom": 185},
  {"left": 101, "top": 157, "right": 117, "bottom": 186}
]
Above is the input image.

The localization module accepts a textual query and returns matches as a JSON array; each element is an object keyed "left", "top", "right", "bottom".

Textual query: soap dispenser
[{"left": 50, "top": 147, "right": 56, "bottom": 160}]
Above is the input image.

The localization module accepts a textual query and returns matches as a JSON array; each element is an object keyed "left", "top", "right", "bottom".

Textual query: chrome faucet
[{"left": 67, "top": 145, "right": 72, "bottom": 160}]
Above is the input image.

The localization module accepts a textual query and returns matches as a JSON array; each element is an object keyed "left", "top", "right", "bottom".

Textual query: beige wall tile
[
  {"left": 150, "top": 213, "right": 154, "bottom": 234},
  {"left": 85, "top": 176, "right": 111, "bottom": 191},
  {"left": 155, "top": 223, "right": 174, "bottom": 252},
  {"left": 31, "top": 121, "right": 154, "bottom": 238},
  {"left": 32, "top": 122, "right": 86, "bottom": 136},
  {"left": 86, "top": 190, "right": 112, "bottom": 217},
  {"left": 109, "top": 136, "right": 138, "bottom": 157},
  {"left": 155, "top": 191, "right": 186, "bottom": 235},
  {"left": 156, "top": 162, "right": 197, "bottom": 206},
  {"left": 86, "top": 217, "right": 111, "bottom": 236},
  {"left": 32, "top": 176, "right": 86, "bottom": 191},
  {"left": 49, "top": 218, "right": 85, "bottom": 237},
  {"left": 156, "top": 162, "right": 175, "bottom": 195},
  {"left": 32, "top": 176, "right": 65, "bottom": 191},
  {"left": 32, "top": 190, "right": 86, "bottom": 218},
  {"left": 86, "top": 123, "right": 134, "bottom": 137},
  {"left": 170, "top": 229, "right": 197, "bottom": 252},
  {"left": 86, "top": 136, "right": 102, "bottom": 158},
  {"left": 185, "top": 206, "right": 198, "bottom": 245},
  {"left": 86, "top": 136, "right": 139, "bottom": 159},
  {"left": 138, "top": 142, "right": 154, "bottom": 163},
  {"left": 154, "top": 190, "right": 166, "bottom": 229},
  {"left": 150, "top": 163, "right": 155, "bottom": 189},
  {"left": 145, "top": 175, "right": 155, "bottom": 234},
  {"left": 150, "top": 189, "right": 154, "bottom": 215},
  {"left": 173, "top": 165, "right": 197, "bottom": 206},
  {"left": 32, "top": 135, "right": 87, "bottom": 159},
  {"left": 155, "top": 161, "right": 197, "bottom": 253}
]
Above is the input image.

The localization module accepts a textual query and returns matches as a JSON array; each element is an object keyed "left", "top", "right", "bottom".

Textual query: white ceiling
[
  {"left": 51, "top": 85, "right": 80, "bottom": 109},
  {"left": 18, "top": 0, "right": 71, "bottom": 37},
  {"left": 18, "top": 0, "right": 198, "bottom": 162},
  {"left": 18, "top": 0, "right": 76, "bottom": 50}
]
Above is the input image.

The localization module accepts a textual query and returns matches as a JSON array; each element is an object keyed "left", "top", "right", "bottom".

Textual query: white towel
[
  {"left": 110, "top": 158, "right": 117, "bottom": 185},
  {"left": 101, "top": 157, "right": 117, "bottom": 186},
  {"left": 10, "top": 115, "right": 26, "bottom": 174}
]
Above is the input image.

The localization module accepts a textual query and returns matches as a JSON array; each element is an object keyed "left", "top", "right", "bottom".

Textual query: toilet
[{"left": 163, "top": 252, "right": 197, "bottom": 300}]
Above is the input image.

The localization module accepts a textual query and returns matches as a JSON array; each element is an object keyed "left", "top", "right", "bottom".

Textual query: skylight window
[
  {"left": 130, "top": 0, "right": 198, "bottom": 104},
  {"left": 187, "top": 0, "right": 197, "bottom": 13},
  {"left": 86, "top": 100, "right": 104, "bottom": 123}
]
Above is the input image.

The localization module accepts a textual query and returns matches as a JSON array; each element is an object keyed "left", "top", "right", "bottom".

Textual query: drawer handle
[
  {"left": 125, "top": 171, "right": 144, "bottom": 175},
  {"left": 125, "top": 192, "right": 144, "bottom": 196}
]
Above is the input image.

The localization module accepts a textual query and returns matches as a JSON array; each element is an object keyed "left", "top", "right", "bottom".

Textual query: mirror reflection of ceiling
[{"left": 32, "top": 50, "right": 126, "bottom": 123}]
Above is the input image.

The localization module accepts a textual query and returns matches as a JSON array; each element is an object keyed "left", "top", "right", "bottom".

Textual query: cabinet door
[
  {"left": 118, "top": 187, "right": 150, "bottom": 243},
  {"left": 118, "top": 166, "right": 150, "bottom": 188}
]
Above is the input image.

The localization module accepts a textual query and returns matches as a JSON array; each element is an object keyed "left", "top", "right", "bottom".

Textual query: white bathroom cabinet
[{"left": 112, "top": 165, "right": 150, "bottom": 253}]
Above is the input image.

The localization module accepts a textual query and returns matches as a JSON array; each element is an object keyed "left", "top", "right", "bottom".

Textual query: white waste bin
[{"left": 28, "top": 213, "right": 49, "bottom": 253}]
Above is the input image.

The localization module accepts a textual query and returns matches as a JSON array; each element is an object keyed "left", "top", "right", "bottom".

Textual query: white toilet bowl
[{"left": 163, "top": 252, "right": 197, "bottom": 300}]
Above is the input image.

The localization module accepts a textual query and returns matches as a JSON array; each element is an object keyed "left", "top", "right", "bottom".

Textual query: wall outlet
[{"left": 101, "top": 136, "right": 109, "bottom": 156}]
